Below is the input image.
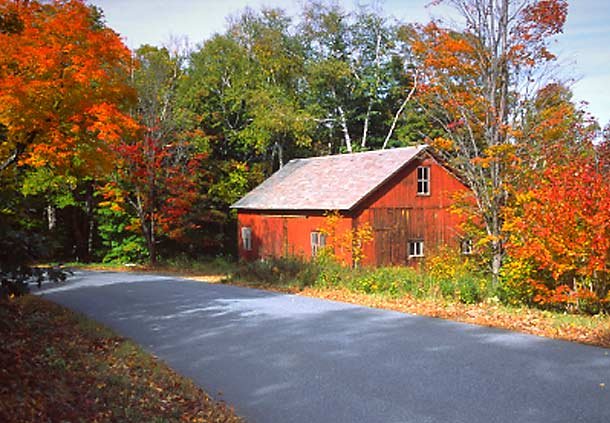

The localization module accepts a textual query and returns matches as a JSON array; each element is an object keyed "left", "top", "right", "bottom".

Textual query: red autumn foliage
[
  {"left": 0, "top": 0, "right": 136, "bottom": 174},
  {"left": 107, "top": 129, "right": 208, "bottom": 263},
  {"left": 506, "top": 145, "right": 610, "bottom": 312}
]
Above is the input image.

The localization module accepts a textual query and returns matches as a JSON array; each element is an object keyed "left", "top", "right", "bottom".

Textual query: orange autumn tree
[
  {"left": 0, "top": 0, "right": 136, "bottom": 176},
  {"left": 411, "top": 0, "right": 568, "bottom": 286},
  {"left": 502, "top": 84, "right": 608, "bottom": 312},
  {"left": 504, "top": 144, "right": 610, "bottom": 313}
]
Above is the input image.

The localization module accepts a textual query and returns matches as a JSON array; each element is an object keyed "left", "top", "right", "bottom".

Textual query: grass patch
[
  {"left": 0, "top": 295, "right": 242, "bottom": 423},
  {"left": 294, "top": 286, "right": 610, "bottom": 348}
]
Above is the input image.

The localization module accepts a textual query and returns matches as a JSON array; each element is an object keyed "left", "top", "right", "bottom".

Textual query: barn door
[{"left": 372, "top": 208, "right": 411, "bottom": 265}]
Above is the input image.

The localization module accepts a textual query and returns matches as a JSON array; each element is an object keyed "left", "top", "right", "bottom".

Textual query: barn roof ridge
[
  {"left": 232, "top": 145, "right": 429, "bottom": 211},
  {"left": 288, "top": 145, "right": 424, "bottom": 163}
]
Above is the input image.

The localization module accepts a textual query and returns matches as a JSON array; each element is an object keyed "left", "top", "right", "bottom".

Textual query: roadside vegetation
[
  {"left": 0, "top": 295, "right": 242, "bottom": 423},
  {"left": 91, "top": 251, "right": 609, "bottom": 349},
  {"left": 229, "top": 251, "right": 610, "bottom": 348}
]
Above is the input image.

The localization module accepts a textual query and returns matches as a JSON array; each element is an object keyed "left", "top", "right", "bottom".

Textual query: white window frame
[
  {"left": 461, "top": 239, "right": 473, "bottom": 255},
  {"left": 311, "top": 231, "right": 327, "bottom": 257},
  {"left": 241, "top": 227, "right": 252, "bottom": 251},
  {"left": 417, "top": 166, "right": 430, "bottom": 195},
  {"left": 408, "top": 240, "right": 424, "bottom": 258}
]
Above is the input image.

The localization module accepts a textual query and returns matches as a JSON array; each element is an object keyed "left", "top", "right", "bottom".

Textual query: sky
[{"left": 91, "top": 0, "right": 610, "bottom": 126}]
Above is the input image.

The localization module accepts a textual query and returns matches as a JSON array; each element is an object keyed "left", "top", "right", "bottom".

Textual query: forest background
[{"left": 2, "top": 0, "right": 610, "bottom": 314}]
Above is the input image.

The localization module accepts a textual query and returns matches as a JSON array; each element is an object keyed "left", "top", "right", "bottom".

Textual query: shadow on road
[{"left": 42, "top": 272, "right": 610, "bottom": 423}]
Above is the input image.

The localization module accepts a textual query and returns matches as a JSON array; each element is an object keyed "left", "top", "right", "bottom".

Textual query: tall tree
[
  {"left": 0, "top": 0, "right": 135, "bottom": 264},
  {"left": 181, "top": 8, "right": 313, "bottom": 207},
  {"left": 300, "top": 2, "right": 422, "bottom": 152},
  {"left": 504, "top": 143, "right": 610, "bottom": 312},
  {"left": 501, "top": 83, "right": 605, "bottom": 308},
  {"left": 104, "top": 44, "right": 206, "bottom": 265},
  {"left": 413, "top": 0, "right": 568, "bottom": 285},
  {"left": 0, "top": 0, "right": 135, "bottom": 175}
]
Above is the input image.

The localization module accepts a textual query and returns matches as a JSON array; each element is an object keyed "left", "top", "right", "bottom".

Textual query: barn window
[
  {"left": 241, "top": 227, "right": 252, "bottom": 251},
  {"left": 417, "top": 166, "right": 430, "bottom": 195},
  {"left": 408, "top": 240, "right": 424, "bottom": 258},
  {"left": 311, "top": 231, "right": 327, "bottom": 257},
  {"left": 461, "top": 239, "right": 473, "bottom": 255}
]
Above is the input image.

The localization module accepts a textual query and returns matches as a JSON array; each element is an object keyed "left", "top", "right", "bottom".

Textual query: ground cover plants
[
  {"left": 115, "top": 250, "right": 609, "bottom": 349},
  {"left": 226, "top": 255, "right": 610, "bottom": 348},
  {"left": 0, "top": 295, "right": 242, "bottom": 423}
]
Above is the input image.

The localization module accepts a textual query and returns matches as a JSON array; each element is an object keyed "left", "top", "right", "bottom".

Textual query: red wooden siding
[
  {"left": 354, "top": 155, "right": 469, "bottom": 266},
  {"left": 237, "top": 211, "right": 353, "bottom": 263}
]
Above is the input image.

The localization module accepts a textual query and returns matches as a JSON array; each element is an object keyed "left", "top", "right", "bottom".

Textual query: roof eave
[{"left": 346, "top": 145, "right": 429, "bottom": 212}]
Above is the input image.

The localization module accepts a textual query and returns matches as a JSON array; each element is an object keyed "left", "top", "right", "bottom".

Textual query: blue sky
[{"left": 91, "top": 0, "right": 610, "bottom": 126}]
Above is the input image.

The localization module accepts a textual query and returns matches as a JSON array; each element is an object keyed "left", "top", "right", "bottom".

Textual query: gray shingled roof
[{"left": 231, "top": 145, "right": 427, "bottom": 211}]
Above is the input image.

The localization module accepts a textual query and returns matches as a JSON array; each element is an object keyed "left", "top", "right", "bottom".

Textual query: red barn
[{"left": 231, "top": 145, "right": 469, "bottom": 266}]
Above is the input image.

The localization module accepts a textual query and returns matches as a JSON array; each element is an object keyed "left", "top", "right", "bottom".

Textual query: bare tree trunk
[
  {"left": 148, "top": 178, "right": 157, "bottom": 267},
  {"left": 383, "top": 73, "right": 417, "bottom": 149},
  {"left": 139, "top": 209, "right": 156, "bottom": 266},
  {"left": 85, "top": 182, "right": 95, "bottom": 261},
  {"left": 337, "top": 104, "right": 353, "bottom": 153},
  {"left": 331, "top": 87, "right": 353, "bottom": 153},
  {"left": 149, "top": 215, "right": 156, "bottom": 266},
  {"left": 46, "top": 204, "right": 56, "bottom": 231},
  {"left": 361, "top": 33, "right": 382, "bottom": 149},
  {"left": 361, "top": 101, "right": 373, "bottom": 149},
  {"left": 0, "top": 132, "right": 35, "bottom": 174},
  {"left": 133, "top": 191, "right": 156, "bottom": 266},
  {"left": 71, "top": 207, "right": 85, "bottom": 262},
  {"left": 272, "top": 142, "right": 284, "bottom": 168}
]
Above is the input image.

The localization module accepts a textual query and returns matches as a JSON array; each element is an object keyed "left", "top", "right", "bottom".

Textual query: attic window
[
  {"left": 241, "top": 227, "right": 252, "bottom": 251},
  {"left": 417, "top": 166, "right": 430, "bottom": 195},
  {"left": 311, "top": 231, "right": 327, "bottom": 257},
  {"left": 408, "top": 240, "right": 424, "bottom": 258}
]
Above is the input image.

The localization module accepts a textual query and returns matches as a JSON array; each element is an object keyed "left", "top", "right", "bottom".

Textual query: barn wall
[
  {"left": 354, "top": 155, "right": 469, "bottom": 267},
  {"left": 237, "top": 211, "right": 353, "bottom": 262}
]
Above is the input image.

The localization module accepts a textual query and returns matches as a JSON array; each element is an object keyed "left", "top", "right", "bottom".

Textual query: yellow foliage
[
  {"left": 425, "top": 246, "right": 467, "bottom": 281},
  {"left": 320, "top": 211, "right": 373, "bottom": 267},
  {"left": 431, "top": 136, "right": 454, "bottom": 151}
]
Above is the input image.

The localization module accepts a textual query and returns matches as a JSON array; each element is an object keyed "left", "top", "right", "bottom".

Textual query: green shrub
[
  {"left": 101, "top": 235, "right": 148, "bottom": 264},
  {"left": 162, "top": 254, "right": 235, "bottom": 275},
  {"left": 312, "top": 256, "right": 349, "bottom": 289},
  {"left": 438, "top": 277, "right": 457, "bottom": 299},
  {"left": 350, "top": 267, "right": 419, "bottom": 297},
  {"left": 456, "top": 274, "right": 489, "bottom": 304},
  {"left": 496, "top": 256, "right": 538, "bottom": 306},
  {"left": 424, "top": 246, "right": 491, "bottom": 304},
  {"left": 232, "top": 256, "right": 315, "bottom": 287}
]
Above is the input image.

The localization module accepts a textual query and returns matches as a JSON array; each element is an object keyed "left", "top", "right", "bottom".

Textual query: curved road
[{"left": 39, "top": 270, "right": 609, "bottom": 423}]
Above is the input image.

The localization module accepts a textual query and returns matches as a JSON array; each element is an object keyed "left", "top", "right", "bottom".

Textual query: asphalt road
[{"left": 38, "top": 270, "right": 609, "bottom": 423}]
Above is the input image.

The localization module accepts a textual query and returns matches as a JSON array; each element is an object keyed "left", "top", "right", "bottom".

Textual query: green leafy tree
[{"left": 181, "top": 9, "right": 313, "bottom": 199}]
